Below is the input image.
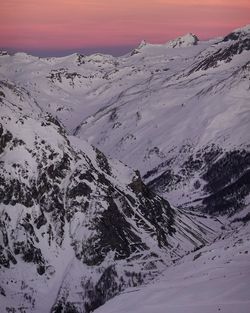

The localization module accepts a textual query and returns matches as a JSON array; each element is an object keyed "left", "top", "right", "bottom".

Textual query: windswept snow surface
[
  {"left": 0, "top": 76, "right": 222, "bottom": 312},
  {"left": 1, "top": 25, "right": 249, "bottom": 208},
  {"left": 95, "top": 213, "right": 250, "bottom": 313},
  {"left": 1, "top": 25, "right": 250, "bottom": 313}
]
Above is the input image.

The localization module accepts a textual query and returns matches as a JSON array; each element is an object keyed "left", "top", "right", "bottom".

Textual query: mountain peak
[
  {"left": 165, "top": 33, "right": 199, "bottom": 48},
  {"left": 130, "top": 40, "right": 148, "bottom": 55},
  {"left": 0, "top": 50, "right": 9, "bottom": 56},
  {"left": 233, "top": 24, "right": 250, "bottom": 34},
  {"left": 138, "top": 39, "right": 147, "bottom": 49},
  {"left": 223, "top": 24, "right": 250, "bottom": 42}
]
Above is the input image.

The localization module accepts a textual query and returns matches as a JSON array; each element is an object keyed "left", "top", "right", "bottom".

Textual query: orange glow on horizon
[{"left": 1, "top": 0, "right": 250, "bottom": 51}]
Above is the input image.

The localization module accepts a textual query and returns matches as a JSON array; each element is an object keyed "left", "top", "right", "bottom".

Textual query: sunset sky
[{"left": 1, "top": 0, "right": 250, "bottom": 56}]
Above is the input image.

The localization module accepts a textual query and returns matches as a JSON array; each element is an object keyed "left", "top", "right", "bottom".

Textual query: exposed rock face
[
  {"left": 146, "top": 146, "right": 250, "bottom": 215},
  {"left": 1, "top": 25, "right": 249, "bottom": 312},
  {"left": 223, "top": 24, "right": 250, "bottom": 42},
  {"left": 0, "top": 51, "right": 9, "bottom": 56},
  {"left": 165, "top": 33, "right": 199, "bottom": 48},
  {"left": 0, "top": 81, "right": 213, "bottom": 313},
  {"left": 68, "top": 25, "right": 250, "bottom": 214},
  {"left": 189, "top": 38, "right": 250, "bottom": 73}
]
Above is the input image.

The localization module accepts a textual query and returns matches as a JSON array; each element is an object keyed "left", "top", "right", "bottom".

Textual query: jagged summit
[
  {"left": 131, "top": 33, "right": 199, "bottom": 55},
  {"left": 165, "top": 33, "right": 199, "bottom": 48},
  {"left": 0, "top": 78, "right": 215, "bottom": 313},
  {"left": 223, "top": 24, "right": 250, "bottom": 41},
  {"left": 0, "top": 50, "right": 9, "bottom": 56},
  {"left": 131, "top": 40, "right": 148, "bottom": 55},
  {"left": 138, "top": 39, "right": 147, "bottom": 49},
  {"left": 232, "top": 24, "right": 250, "bottom": 34},
  {"left": 0, "top": 23, "right": 249, "bottom": 313}
]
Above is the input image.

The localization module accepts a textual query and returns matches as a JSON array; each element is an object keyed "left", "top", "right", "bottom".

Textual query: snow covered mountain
[
  {"left": 0, "top": 24, "right": 250, "bottom": 312},
  {"left": 1, "top": 25, "right": 249, "bottom": 213},
  {"left": 72, "top": 25, "right": 250, "bottom": 213},
  {"left": 0, "top": 80, "right": 219, "bottom": 312},
  {"left": 94, "top": 211, "right": 250, "bottom": 313},
  {"left": 165, "top": 33, "right": 199, "bottom": 48}
]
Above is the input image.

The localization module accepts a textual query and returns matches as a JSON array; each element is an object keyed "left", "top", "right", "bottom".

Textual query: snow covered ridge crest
[
  {"left": 0, "top": 81, "right": 216, "bottom": 313},
  {"left": 129, "top": 24, "right": 249, "bottom": 54},
  {"left": 0, "top": 23, "right": 250, "bottom": 312},
  {"left": 132, "top": 32, "right": 199, "bottom": 54},
  {"left": 223, "top": 24, "right": 250, "bottom": 41},
  {"left": 165, "top": 33, "right": 199, "bottom": 48},
  {"left": 0, "top": 24, "right": 249, "bottom": 214}
]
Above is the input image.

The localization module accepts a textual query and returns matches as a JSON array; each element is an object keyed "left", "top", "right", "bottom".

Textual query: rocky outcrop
[
  {"left": 146, "top": 145, "right": 250, "bottom": 215},
  {"left": 0, "top": 82, "right": 211, "bottom": 313}
]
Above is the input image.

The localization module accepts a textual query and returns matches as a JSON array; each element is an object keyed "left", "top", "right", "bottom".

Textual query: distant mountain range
[{"left": 0, "top": 24, "right": 250, "bottom": 313}]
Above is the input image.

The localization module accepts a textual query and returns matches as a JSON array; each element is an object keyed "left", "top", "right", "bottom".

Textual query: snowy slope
[
  {"left": 164, "top": 33, "right": 199, "bottom": 48},
  {"left": 72, "top": 26, "right": 250, "bottom": 211},
  {"left": 0, "top": 80, "right": 221, "bottom": 313},
  {"left": 0, "top": 24, "right": 250, "bottom": 313},
  {"left": 94, "top": 208, "right": 250, "bottom": 313},
  {"left": 1, "top": 25, "right": 249, "bottom": 213}
]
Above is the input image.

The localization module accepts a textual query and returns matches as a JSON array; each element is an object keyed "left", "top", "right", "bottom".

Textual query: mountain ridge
[
  {"left": 0, "top": 79, "right": 219, "bottom": 313},
  {"left": 0, "top": 24, "right": 250, "bottom": 313}
]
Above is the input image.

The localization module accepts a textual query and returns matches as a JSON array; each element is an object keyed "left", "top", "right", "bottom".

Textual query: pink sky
[{"left": 1, "top": 0, "right": 250, "bottom": 52}]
